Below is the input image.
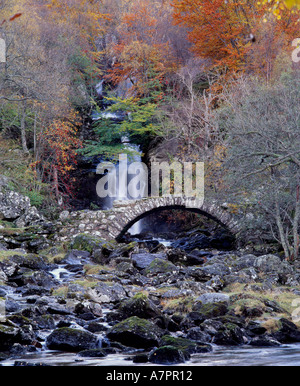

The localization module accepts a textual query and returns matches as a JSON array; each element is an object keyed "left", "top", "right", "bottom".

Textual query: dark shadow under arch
[{"left": 116, "top": 204, "right": 234, "bottom": 242}]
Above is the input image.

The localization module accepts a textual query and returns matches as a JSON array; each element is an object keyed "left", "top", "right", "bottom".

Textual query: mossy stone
[
  {"left": 107, "top": 316, "right": 163, "bottom": 349},
  {"left": 144, "top": 258, "right": 178, "bottom": 275}
]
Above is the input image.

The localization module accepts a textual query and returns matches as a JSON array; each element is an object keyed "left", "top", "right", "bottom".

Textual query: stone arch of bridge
[{"left": 115, "top": 204, "right": 237, "bottom": 242}]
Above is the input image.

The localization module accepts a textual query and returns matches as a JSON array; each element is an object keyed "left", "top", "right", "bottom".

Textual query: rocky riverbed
[{"left": 1, "top": 229, "right": 300, "bottom": 366}]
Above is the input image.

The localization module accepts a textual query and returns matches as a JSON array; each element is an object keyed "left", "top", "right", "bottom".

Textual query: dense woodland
[{"left": 0, "top": 0, "right": 300, "bottom": 259}]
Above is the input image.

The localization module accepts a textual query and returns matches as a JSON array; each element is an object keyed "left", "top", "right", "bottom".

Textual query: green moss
[
  {"left": 111, "top": 316, "right": 157, "bottom": 332},
  {"left": 160, "top": 336, "right": 196, "bottom": 353},
  {"left": 73, "top": 280, "right": 98, "bottom": 289},
  {"left": 145, "top": 258, "right": 177, "bottom": 275},
  {"left": 0, "top": 227, "right": 26, "bottom": 236},
  {"left": 192, "top": 301, "right": 228, "bottom": 318},
  {"left": 7, "top": 314, "right": 31, "bottom": 326},
  {"left": 0, "top": 250, "right": 26, "bottom": 262},
  {"left": 52, "top": 286, "right": 69, "bottom": 298},
  {"left": 70, "top": 234, "right": 105, "bottom": 253},
  {"left": 161, "top": 296, "right": 194, "bottom": 314},
  {"left": 0, "top": 220, "right": 17, "bottom": 229},
  {"left": 84, "top": 264, "right": 113, "bottom": 275},
  {"left": 0, "top": 324, "right": 16, "bottom": 333}
]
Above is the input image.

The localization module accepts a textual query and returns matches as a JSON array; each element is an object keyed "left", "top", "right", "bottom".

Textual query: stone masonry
[{"left": 56, "top": 196, "right": 239, "bottom": 243}]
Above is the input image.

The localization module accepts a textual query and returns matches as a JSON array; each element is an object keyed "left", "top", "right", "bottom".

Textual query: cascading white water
[
  {"left": 118, "top": 136, "right": 146, "bottom": 235},
  {"left": 94, "top": 80, "right": 147, "bottom": 236}
]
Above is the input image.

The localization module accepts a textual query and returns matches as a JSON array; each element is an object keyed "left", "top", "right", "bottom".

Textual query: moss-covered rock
[
  {"left": 149, "top": 345, "right": 187, "bottom": 365},
  {"left": 70, "top": 234, "right": 106, "bottom": 254},
  {"left": 144, "top": 258, "right": 178, "bottom": 275},
  {"left": 46, "top": 327, "right": 99, "bottom": 352},
  {"left": 0, "top": 324, "right": 19, "bottom": 350},
  {"left": 192, "top": 301, "right": 229, "bottom": 318},
  {"left": 159, "top": 335, "right": 212, "bottom": 355},
  {"left": 118, "top": 292, "right": 161, "bottom": 319},
  {"left": 106, "top": 316, "right": 163, "bottom": 349},
  {"left": 212, "top": 322, "right": 245, "bottom": 346},
  {"left": 271, "top": 318, "right": 300, "bottom": 343}
]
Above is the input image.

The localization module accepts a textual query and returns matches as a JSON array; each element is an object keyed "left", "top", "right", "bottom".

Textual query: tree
[
  {"left": 172, "top": 0, "right": 299, "bottom": 77},
  {"left": 219, "top": 72, "right": 300, "bottom": 260},
  {"left": 106, "top": 0, "right": 178, "bottom": 97},
  {"left": 157, "top": 58, "right": 220, "bottom": 159},
  {"left": 0, "top": 0, "right": 93, "bottom": 206},
  {"left": 82, "top": 70, "right": 164, "bottom": 158},
  {"left": 36, "top": 110, "right": 82, "bottom": 205}
]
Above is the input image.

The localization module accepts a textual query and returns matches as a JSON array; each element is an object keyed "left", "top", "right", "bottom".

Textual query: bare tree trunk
[
  {"left": 53, "top": 166, "right": 59, "bottom": 201},
  {"left": 20, "top": 101, "right": 29, "bottom": 154},
  {"left": 275, "top": 194, "right": 290, "bottom": 260},
  {"left": 33, "top": 110, "right": 37, "bottom": 157}
]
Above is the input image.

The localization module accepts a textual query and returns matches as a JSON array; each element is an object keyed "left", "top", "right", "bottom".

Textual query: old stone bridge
[{"left": 57, "top": 196, "right": 240, "bottom": 243}]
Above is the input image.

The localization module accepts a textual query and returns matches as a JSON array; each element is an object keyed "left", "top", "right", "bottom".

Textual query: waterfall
[
  {"left": 93, "top": 80, "right": 146, "bottom": 236},
  {"left": 96, "top": 80, "right": 104, "bottom": 96},
  {"left": 119, "top": 136, "right": 146, "bottom": 235}
]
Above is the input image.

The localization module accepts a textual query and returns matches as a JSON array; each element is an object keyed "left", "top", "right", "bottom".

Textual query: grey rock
[
  {"left": 46, "top": 327, "right": 99, "bottom": 352},
  {"left": 132, "top": 252, "right": 166, "bottom": 270},
  {"left": 196, "top": 293, "right": 230, "bottom": 304},
  {"left": 107, "top": 316, "right": 163, "bottom": 349}
]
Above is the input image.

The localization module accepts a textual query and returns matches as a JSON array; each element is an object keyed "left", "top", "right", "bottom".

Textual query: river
[{"left": 2, "top": 343, "right": 300, "bottom": 366}]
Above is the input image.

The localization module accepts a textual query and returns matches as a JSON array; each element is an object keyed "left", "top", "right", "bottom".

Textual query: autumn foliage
[
  {"left": 37, "top": 111, "right": 82, "bottom": 204},
  {"left": 0, "top": 0, "right": 299, "bottom": 212},
  {"left": 172, "top": 0, "right": 299, "bottom": 76},
  {"left": 106, "top": 0, "right": 178, "bottom": 96}
]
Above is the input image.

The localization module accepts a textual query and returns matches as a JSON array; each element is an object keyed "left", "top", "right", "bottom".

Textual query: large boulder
[
  {"left": 131, "top": 252, "right": 167, "bottom": 270},
  {"left": 192, "top": 301, "right": 229, "bottom": 319},
  {"left": 272, "top": 318, "right": 300, "bottom": 343},
  {"left": 0, "top": 324, "right": 19, "bottom": 350},
  {"left": 70, "top": 234, "right": 106, "bottom": 255},
  {"left": 149, "top": 346, "right": 187, "bottom": 365},
  {"left": 254, "top": 255, "right": 293, "bottom": 276},
  {"left": 159, "top": 335, "right": 212, "bottom": 355},
  {"left": 94, "top": 282, "right": 128, "bottom": 303},
  {"left": 46, "top": 327, "right": 99, "bottom": 352},
  {"left": 212, "top": 323, "right": 245, "bottom": 346},
  {"left": 144, "top": 258, "right": 178, "bottom": 275},
  {"left": 0, "top": 190, "right": 31, "bottom": 221},
  {"left": 171, "top": 233, "right": 211, "bottom": 252},
  {"left": 106, "top": 316, "right": 163, "bottom": 349},
  {"left": 0, "top": 178, "right": 45, "bottom": 227},
  {"left": 118, "top": 293, "right": 161, "bottom": 319}
]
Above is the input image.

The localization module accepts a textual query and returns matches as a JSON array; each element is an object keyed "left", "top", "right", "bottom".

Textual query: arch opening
[{"left": 116, "top": 205, "right": 236, "bottom": 251}]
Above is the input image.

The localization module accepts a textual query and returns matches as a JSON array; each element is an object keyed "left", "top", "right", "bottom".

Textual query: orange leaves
[
  {"left": 1, "top": 12, "right": 22, "bottom": 26},
  {"left": 9, "top": 13, "right": 22, "bottom": 22},
  {"left": 107, "top": 0, "right": 178, "bottom": 96},
  {"left": 172, "top": 0, "right": 261, "bottom": 73},
  {"left": 172, "top": 0, "right": 299, "bottom": 78},
  {"left": 38, "top": 110, "right": 82, "bottom": 200}
]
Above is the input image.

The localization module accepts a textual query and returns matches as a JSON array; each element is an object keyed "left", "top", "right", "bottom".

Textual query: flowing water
[{"left": 3, "top": 343, "right": 300, "bottom": 366}]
